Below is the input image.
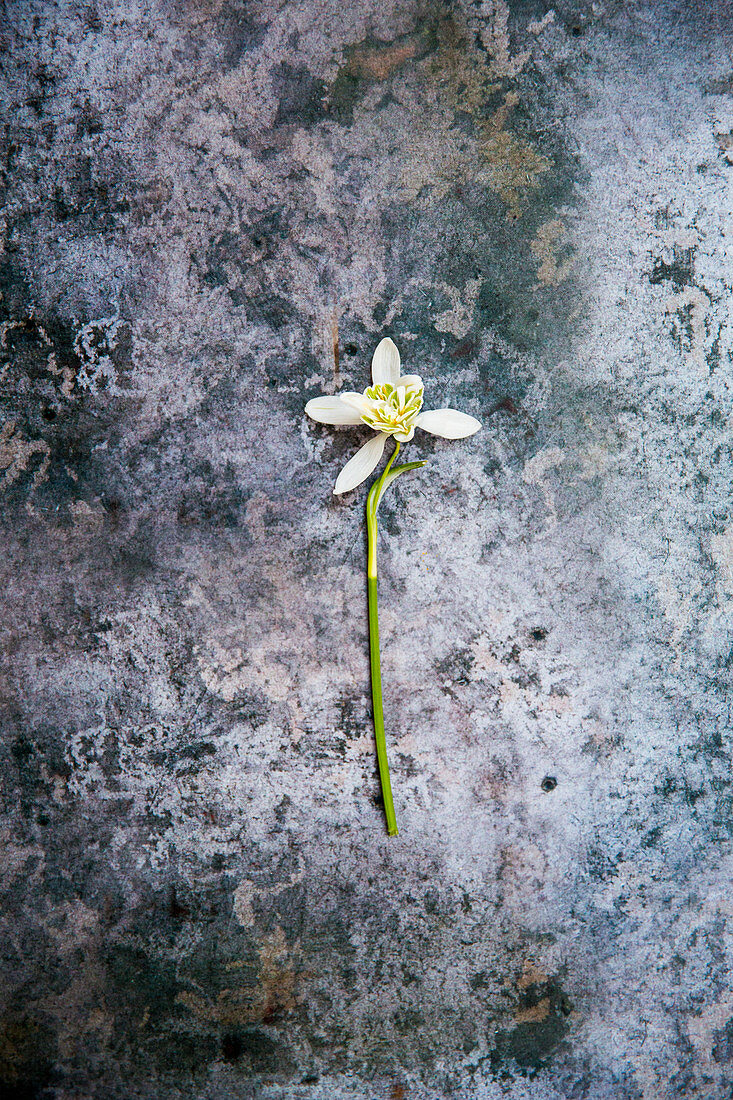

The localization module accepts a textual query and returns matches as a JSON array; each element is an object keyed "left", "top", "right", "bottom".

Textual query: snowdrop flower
[{"left": 305, "top": 337, "right": 481, "bottom": 493}]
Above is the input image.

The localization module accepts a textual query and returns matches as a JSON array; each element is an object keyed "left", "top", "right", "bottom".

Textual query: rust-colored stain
[
  {"left": 396, "top": 22, "right": 551, "bottom": 217},
  {"left": 450, "top": 337, "right": 476, "bottom": 359},
  {"left": 350, "top": 39, "right": 422, "bottom": 81},
  {"left": 517, "top": 959, "right": 549, "bottom": 990},
  {"left": 715, "top": 129, "right": 733, "bottom": 153},
  {"left": 177, "top": 928, "right": 299, "bottom": 1027},
  {"left": 478, "top": 94, "right": 551, "bottom": 220},
  {"left": 513, "top": 996, "right": 551, "bottom": 1024},
  {"left": 531, "top": 219, "right": 574, "bottom": 286}
]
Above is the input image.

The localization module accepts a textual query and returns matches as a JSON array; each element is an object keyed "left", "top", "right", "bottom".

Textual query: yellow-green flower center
[{"left": 361, "top": 381, "right": 424, "bottom": 436}]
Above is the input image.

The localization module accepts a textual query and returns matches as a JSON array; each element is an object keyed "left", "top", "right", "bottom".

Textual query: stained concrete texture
[{"left": 1, "top": 0, "right": 733, "bottom": 1096}]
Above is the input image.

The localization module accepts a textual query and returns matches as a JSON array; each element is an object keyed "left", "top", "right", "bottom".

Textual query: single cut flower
[
  {"left": 305, "top": 337, "right": 481, "bottom": 493},
  {"left": 305, "top": 333, "right": 482, "bottom": 836}
]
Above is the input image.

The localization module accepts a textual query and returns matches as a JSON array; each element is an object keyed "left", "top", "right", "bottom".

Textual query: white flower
[{"left": 305, "top": 338, "right": 482, "bottom": 494}]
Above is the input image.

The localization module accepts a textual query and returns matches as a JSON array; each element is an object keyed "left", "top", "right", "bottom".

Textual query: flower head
[{"left": 306, "top": 337, "right": 481, "bottom": 494}]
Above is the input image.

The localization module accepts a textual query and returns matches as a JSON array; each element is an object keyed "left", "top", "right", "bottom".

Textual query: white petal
[
  {"left": 416, "top": 409, "right": 482, "bottom": 439},
  {"left": 338, "top": 391, "right": 373, "bottom": 416},
  {"left": 305, "top": 396, "right": 363, "bottom": 426},
  {"left": 396, "top": 374, "right": 423, "bottom": 391},
  {"left": 334, "top": 433, "right": 386, "bottom": 495},
  {"left": 371, "top": 338, "right": 400, "bottom": 386},
  {"left": 393, "top": 427, "right": 415, "bottom": 442}
]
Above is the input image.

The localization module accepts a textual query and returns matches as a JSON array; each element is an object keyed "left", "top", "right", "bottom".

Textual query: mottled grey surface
[{"left": 1, "top": 0, "right": 733, "bottom": 1097}]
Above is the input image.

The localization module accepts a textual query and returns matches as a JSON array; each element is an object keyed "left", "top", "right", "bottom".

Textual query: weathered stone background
[{"left": 1, "top": 0, "right": 733, "bottom": 1096}]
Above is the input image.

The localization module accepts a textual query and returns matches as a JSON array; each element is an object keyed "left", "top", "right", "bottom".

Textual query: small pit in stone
[{"left": 541, "top": 776, "right": 557, "bottom": 793}]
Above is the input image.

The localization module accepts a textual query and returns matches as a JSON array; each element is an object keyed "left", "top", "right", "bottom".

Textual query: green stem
[{"left": 366, "top": 440, "right": 401, "bottom": 837}]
